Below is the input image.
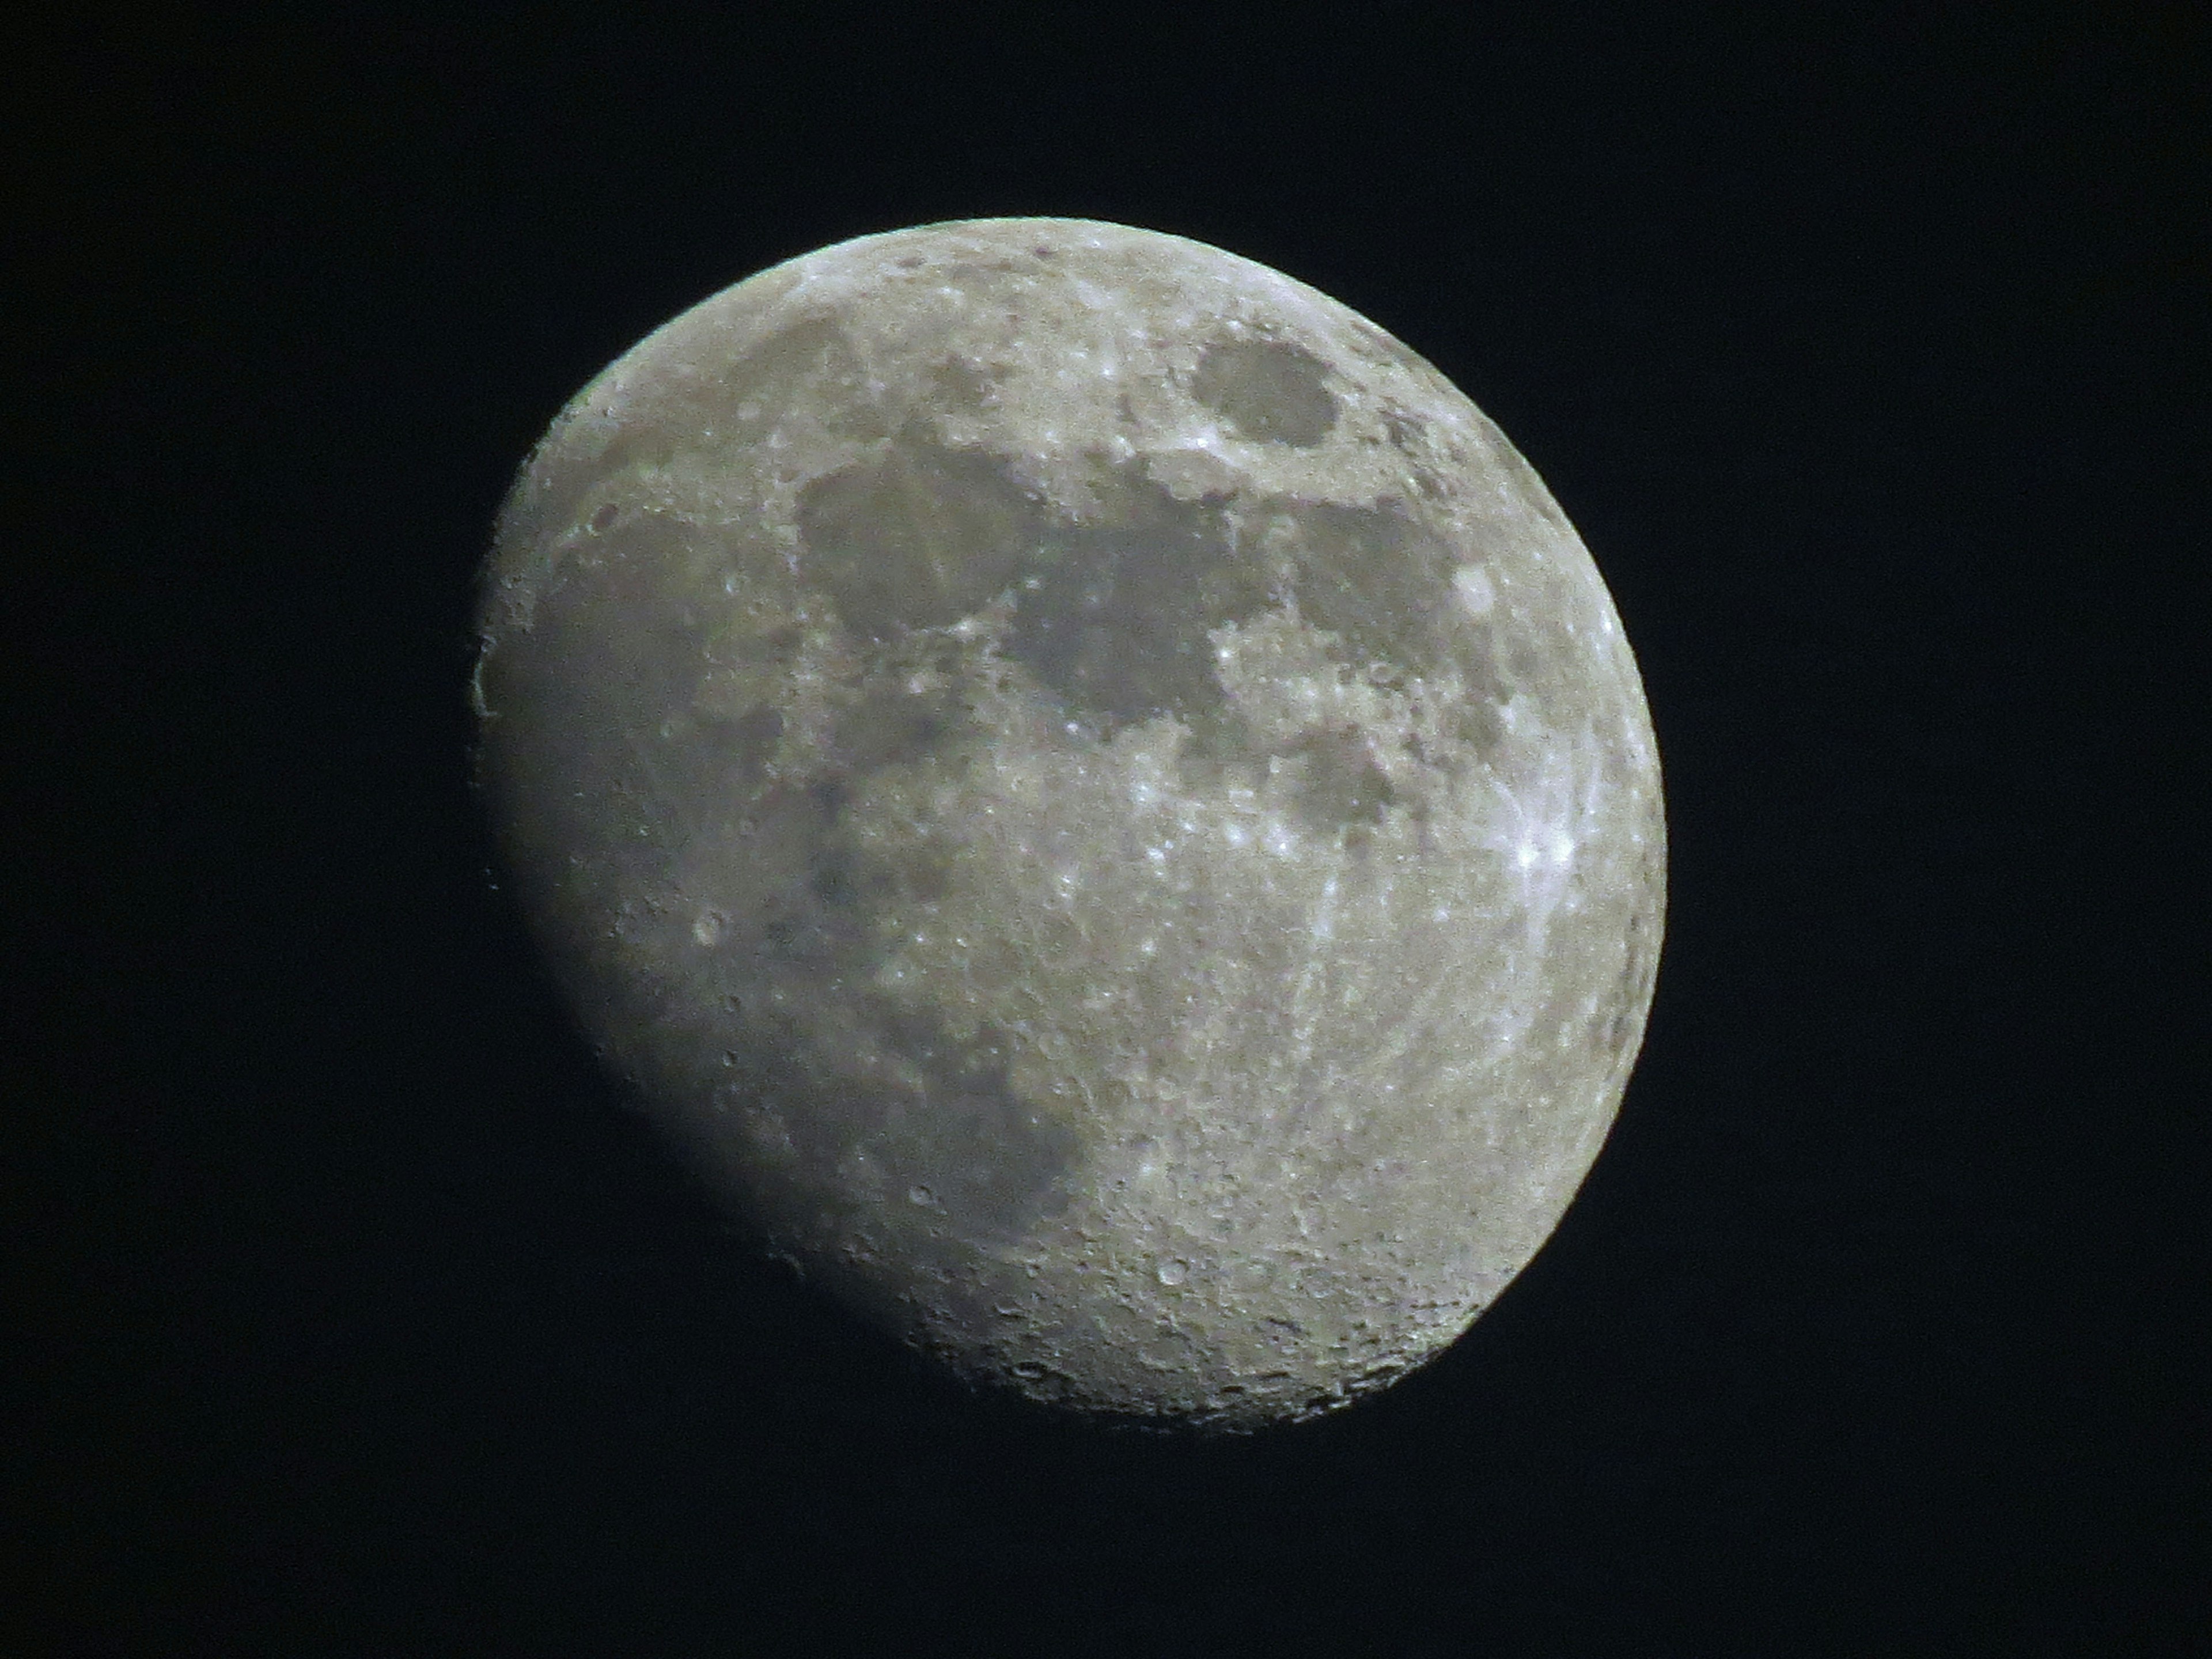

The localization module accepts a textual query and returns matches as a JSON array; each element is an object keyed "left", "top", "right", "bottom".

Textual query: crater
[{"left": 1190, "top": 336, "right": 1340, "bottom": 447}]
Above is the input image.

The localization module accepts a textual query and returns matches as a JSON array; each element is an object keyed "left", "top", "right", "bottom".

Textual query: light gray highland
[{"left": 474, "top": 219, "right": 1665, "bottom": 1429}]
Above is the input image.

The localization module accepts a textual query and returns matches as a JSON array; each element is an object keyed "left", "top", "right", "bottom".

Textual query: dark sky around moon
[{"left": 10, "top": 6, "right": 2202, "bottom": 1654}]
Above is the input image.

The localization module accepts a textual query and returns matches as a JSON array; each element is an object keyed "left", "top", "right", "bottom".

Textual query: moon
[{"left": 473, "top": 218, "right": 1664, "bottom": 1429}]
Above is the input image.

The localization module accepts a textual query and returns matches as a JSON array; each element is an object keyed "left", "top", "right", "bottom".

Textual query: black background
[{"left": 10, "top": 5, "right": 2204, "bottom": 1654}]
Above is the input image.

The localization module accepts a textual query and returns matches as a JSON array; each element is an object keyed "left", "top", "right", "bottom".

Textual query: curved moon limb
[{"left": 474, "top": 218, "right": 1665, "bottom": 1429}]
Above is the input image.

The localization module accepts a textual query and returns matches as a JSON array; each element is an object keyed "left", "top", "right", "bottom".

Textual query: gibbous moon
[{"left": 474, "top": 218, "right": 1664, "bottom": 1429}]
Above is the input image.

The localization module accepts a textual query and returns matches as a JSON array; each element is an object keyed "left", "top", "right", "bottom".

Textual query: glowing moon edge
[{"left": 472, "top": 218, "right": 1665, "bottom": 1430}]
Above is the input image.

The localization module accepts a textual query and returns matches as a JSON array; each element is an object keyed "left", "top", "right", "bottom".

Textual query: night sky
[{"left": 12, "top": 7, "right": 2202, "bottom": 1653}]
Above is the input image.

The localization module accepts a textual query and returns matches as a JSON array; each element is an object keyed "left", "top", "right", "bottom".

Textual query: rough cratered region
[{"left": 474, "top": 218, "right": 1665, "bottom": 1429}]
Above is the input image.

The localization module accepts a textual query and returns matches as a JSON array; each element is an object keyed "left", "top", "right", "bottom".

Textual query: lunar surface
[{"left": 474, "top": 218, "right": 1664, "bottom": 1429}]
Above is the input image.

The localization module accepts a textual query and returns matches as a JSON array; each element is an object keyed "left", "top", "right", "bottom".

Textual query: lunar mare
[{"left": 474, "top": 219, "right": 1664, "bottom": 1429}]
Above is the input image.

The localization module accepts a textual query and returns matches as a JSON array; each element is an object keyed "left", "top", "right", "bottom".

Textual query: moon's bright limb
[{"left": 474, "top": 219, "right": 1664, "bottom": 1429}]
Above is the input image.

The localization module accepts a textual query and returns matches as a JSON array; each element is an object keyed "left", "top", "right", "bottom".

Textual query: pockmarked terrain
[{"left": 475, "top": 219, "right": 1665, "bottom": 1429}]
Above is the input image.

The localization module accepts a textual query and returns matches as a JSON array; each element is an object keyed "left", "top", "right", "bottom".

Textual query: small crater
[
  {"left": 1190, "top": 336, "right": 1339, "bottom": 447},
  {"left": 589, "top": 502, "right": 619, "bottom": 532},
  {"left": 1453, "top": 565, "right": 1497, "bottom": 618}
]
